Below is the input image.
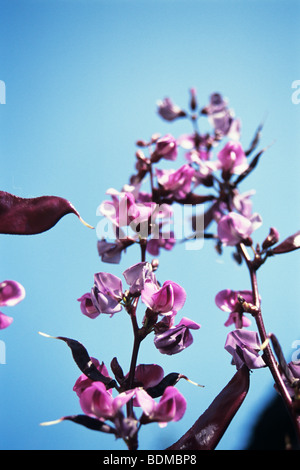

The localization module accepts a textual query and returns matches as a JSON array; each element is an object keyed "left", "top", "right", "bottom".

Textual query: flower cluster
[
  {"left": 96, "top": 90, "right": 264, "bottom": 266},
  {"left": 94, "top": 90, "right": 269, "bottom": 374},
  {"left": 78, "top": 261, "right": 200, "bottom": 356},
  {"left": 73, "top": 361, "right": 186, "bottom": 441},
  {"left": 36, "top": 89, "right": 300, "bottom": 449}
]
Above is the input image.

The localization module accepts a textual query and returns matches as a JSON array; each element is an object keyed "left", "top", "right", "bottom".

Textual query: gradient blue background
[{"left": 0, "top": 0, "right": 299, "bottom": 450}]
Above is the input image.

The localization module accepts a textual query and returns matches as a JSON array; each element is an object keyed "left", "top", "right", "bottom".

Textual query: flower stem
[{"left": 239, "top": 243, "right": 300, "bottom": 443}]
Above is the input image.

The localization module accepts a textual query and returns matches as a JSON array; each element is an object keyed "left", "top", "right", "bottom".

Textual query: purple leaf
[
  {"left": 145, "top": 373, "right": 182, "bottom": 398},
  {"left": 61, "top": 415, "right": 116, "bottom": 434},
  {"left": 271, "top": 231, "right": 300, "bottom": 254},
  {"left": 167, "top": 365, "right": 250, "bottom": 450},
  {"left": 39, "top": 332, "right": 116, "bottom": 388},
  {"left": 0, "top": 191, "right": 93, "bottom": 235}
]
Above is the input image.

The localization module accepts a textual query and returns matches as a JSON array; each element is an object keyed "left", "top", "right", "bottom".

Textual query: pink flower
[
  {"left": 146, "top": 232, "right": 176, "bottom": 256},
  {"left": 0, "top": 280, "right": 25, "bottom": 329},
  {"left": 137, "top": 386, "right": 186, "bottom": 427},
  {"left": 157, "top": 97, "right": 186, "bottom": 121},
  {"left": 217, "top": 141, "right": 248, "bottom": 175},
  {"left": 122, "top": 262, "right": 155, "bottom": 295},
  {"left": 231, "top": 189, "right": 255, "bottom": 218},
  {"left": 73, "top": 358, "right": 112, "bottom": 397},
  {"left": 141, "top": 278, "right": 186, "bottom": 315},
  {"left": 156, "top": 164, "right": 195, "bottom": 200},
  {"left": 134, "top": 364, "right": 164, "bottom": 389},
  {"left": 154, "top": 317, "right": 201, "bottom": 355},
  {"left": 91, "top": 272, "right": 123, "bottom": 316},
  {"left": 215, "top": 289, "right": 253, "bottom": 327},
  {"left": 225, "top": 329, "right": 266, "bottom": 370},
  {"left": 217, "top": 211, "right": 262, "bottom": 246},
  {"left": 99, "top": 188, "right": 155, "bottom": 229},
  {"left": 79, "top": 381, "right": 133, "bottom": 420},
  {"left": 205, "top": 93, "right": 240, "bottom": 139},
  {"left": 151, "top": 134, "right": 178, "bottom": 162}
]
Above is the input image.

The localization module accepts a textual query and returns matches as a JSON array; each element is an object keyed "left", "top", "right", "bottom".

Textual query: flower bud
[{"left": 262, "top": 227, "right": 280, "bottom": 250}]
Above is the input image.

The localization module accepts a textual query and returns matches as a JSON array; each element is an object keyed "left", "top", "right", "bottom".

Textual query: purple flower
[
  {"left": 0, "top": 280, "right": 25, "bottom": 329},
  {"left": 217, "top": 141, "right": 248, "bottom": 175},
  {"left": 156, "top": 164, "right": 195, "bottom": 200},
  {"left": 141, "top": 278, "right": 186, "bottom": 315},
  {"left": 77, "top": 293, "right": 99, "bottom": 319},
  {"left": 99, "top": 188, "right": 155, "bottom": 229},
  {"left": 134, "top": 364, "right": 164, "bottom": 388},
  {"left": 215, "top": 289, "right": 253, "bottom": 327},
  {"left": 157, "top": 97, "right": 186, "bottom": 121},
  {"left": 97, "top": 239, "right": 124, "bottom": 264},
  {"left": 154, "top": 317, "right": 201, "bottom": 355},
  {"left": 136, "top": 386, "right": 187, "bottom": 427},
  {"left": 151, "top": 134, "right": 178, "bottom": 162},
  {"left": 205, "top": 93, "right": 240, "bottom": 139},
  {"left": 231, "top": 189, "right": 255, "bottom": 218},
  {"left": 91, "top": 272, "right": 123, "bottom": 316},
  {"left": 146, "top": 232, "right": 176, "bottom": 256},
  {"left": 217, "top": 211, "right": 262, "bottom": 246},
  {"left": 122, "top": 262, "right": 155, "bottom": 295},
  {"left": 225, "top": 329, "right": 266, "bottom": 370},
  {"left": 79, "top": 381, "right": 133, "bottom": 420}
]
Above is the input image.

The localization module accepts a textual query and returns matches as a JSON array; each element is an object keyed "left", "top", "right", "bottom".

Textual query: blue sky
[{"left": 0, "top": 0, "right": 300, "bottom": 450}]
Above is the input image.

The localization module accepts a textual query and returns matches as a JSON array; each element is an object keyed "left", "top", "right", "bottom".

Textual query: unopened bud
[{"left": 262, "top": 227, "right": 280, "bottom": 250}]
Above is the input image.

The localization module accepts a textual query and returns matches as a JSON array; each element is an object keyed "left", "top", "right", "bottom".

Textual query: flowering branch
[{"left": 3, "top": 88, "right": 300, "bottom": 450}]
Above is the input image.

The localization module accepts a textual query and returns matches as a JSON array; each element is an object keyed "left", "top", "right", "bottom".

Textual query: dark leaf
[
  {"left": 167, "top": 365, "right": 250, "bottom": 450},
  {"left": 110, "top": 357, "right": 125, "bottom": 384},
  {"left": 0, "top": 191, "right": 93, "bottom": 235},
  {"left": 271, "top": 231, "right": 300, "bottom": 254},
  {"left": 245, "top": 122, "right": 264, "bottom": 156},
  {"left": 39, "top": 332, "right": 116, "bottom": 388},
  {"left": 62, "top": 415, "right": 116, "bottom": 434},
  {"left": 146, "top": 372, "right": 182, "bottom": 398}
]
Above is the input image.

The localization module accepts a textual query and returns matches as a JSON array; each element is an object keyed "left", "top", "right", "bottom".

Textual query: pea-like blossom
[
  {"left": 151, "top": 134, "right": 178, "bottom": 162},
  {"left": 146, "top": 232, "right": 176, "bottom": 257},
  {"left": 122, "top": 262, "right": 155, "bottom": 295},
  {"left": 156, "top": 164, "right": 195, "bottom": 200},
  {"left": 79, "top": 381, "right": 132, "bottom": 420},
  {"left": 217, "top": 141, "right": 248, "bottom": 175},
  {"left": 225, "top": 329, "right": 265, "bottom": 370},
  {"left": 141, "top": 278, "right": 186, "bottom": 316},
  {"left": 77, "top": 293, "right": 99, "bottom": 319},
  {"left": 136, "top": 386, "right": 187, "bottom": 427},
  {"left": 215, "top": 289, "right": 253, "bottom": 327},
  {"left": 0, "top": 280, "right": 25, "bottom": 329},
  {"left": 91, "top": 272, "right": 123, "bottom": 316},
  {"left": 73, "top": 358, "right": 112, "bottom": 397},
  {"left": 157, "top": 97, "right": 186, "bottom": 121},
  {"left": 231, "top": 189, "right": 256, "bottom": 218},
  {"left": 154, "top": 317, "right": 201, "bottom": 355},
  {"left": 133, "top": 364, "right": 165, "bottom": 388},
  {"left": 204, "top": 93, "right": 240, "bottom": 139},
  {"left": 79, "top": 381, "right": 186, "bottom": 429},
  {"left": 217, "top": 211, "right": 262, "bottom": 246},
  {"left": 99, "top": 188, "right": 155, "bottom": 229},
  {"left": 97, "top": 239, "right": 125, "bottom": 264}
]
